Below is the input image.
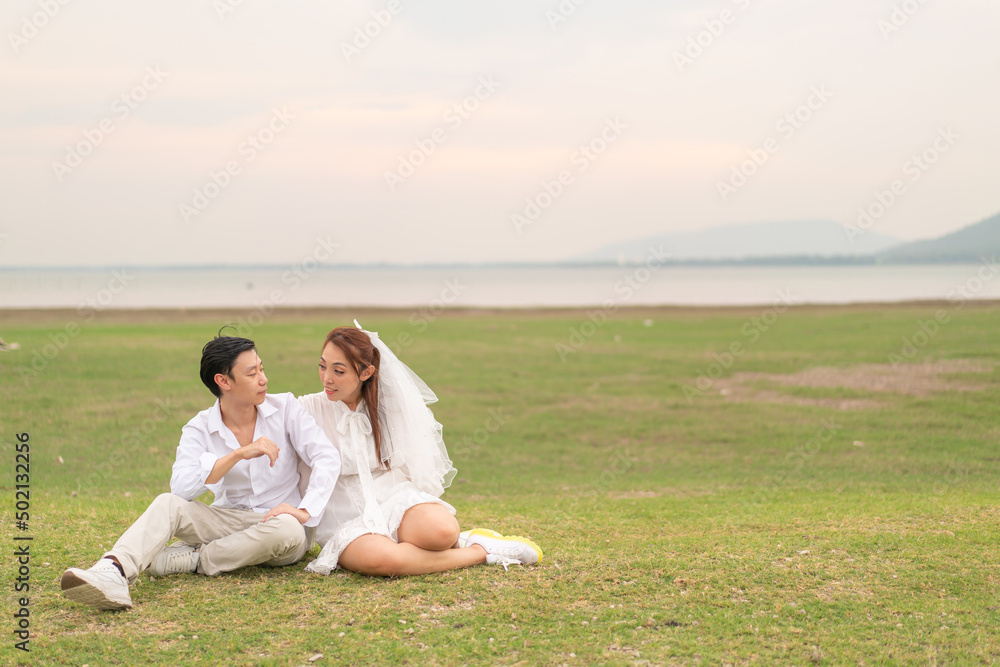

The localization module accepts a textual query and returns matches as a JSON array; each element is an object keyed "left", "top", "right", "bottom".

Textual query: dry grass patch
[
  {"left": 813, "top": 579, "right": 875, "bottom": 603},
  {"left": 608, "top": 490, "right": 664, "bottom": 499},
  {"left": 716, "top": 359, "right": 992, "bottom": 409}
]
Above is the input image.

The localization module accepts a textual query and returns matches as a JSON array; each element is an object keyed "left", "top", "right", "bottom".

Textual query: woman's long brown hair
[{"left": 323, "top": 327, "right": 384, "bottom": 465}]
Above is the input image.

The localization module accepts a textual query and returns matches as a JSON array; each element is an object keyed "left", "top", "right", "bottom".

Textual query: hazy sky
[{"left": 2, "top": 0, "right": 997, "bottom": 267}]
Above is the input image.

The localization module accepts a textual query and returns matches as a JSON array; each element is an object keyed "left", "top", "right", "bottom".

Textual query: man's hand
[
  {"left": 239, "top": 437, "right": 280, "bottom": 467},
  {"left": 206, "top": 437, "right": 282, "bottom": 484},
  {"left": 263, "top": 503, "right": 311, "bottom": 525}
]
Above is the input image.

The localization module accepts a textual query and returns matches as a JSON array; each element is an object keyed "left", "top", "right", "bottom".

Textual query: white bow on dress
[{"left": 336, "top": 408, "right": 384, "bottom": 531}]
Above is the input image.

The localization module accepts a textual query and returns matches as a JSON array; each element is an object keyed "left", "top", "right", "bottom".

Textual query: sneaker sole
[
  {"left": 467, "top": 528, "right": 503, "bottom": 539},
  {"left": 61, "top": 571, "right": 132, "bottom": 610},
  {"left": 499, "top": 534, "right": 543, "bottom": 564}
]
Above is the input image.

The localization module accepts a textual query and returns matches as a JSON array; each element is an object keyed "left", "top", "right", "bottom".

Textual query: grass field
[{"left": 2, "top": 303, "right": 999, "bottom": 666}]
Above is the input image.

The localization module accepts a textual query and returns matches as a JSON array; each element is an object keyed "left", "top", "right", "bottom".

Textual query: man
[{"left": 61, "top": 334, "right": 341, "bottom": 610}]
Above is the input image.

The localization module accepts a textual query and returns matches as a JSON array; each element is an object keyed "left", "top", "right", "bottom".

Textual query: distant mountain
[
  {"left": 576, "top": 220, "right": 903, "bottom": 263},
  {"left": 878, "top": 212, "right": 1000, "bottom": 263}
]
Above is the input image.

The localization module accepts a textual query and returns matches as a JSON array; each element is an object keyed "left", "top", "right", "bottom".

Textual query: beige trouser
[{"left": 105, "top": 493, "right": 311, "bottom": 582}]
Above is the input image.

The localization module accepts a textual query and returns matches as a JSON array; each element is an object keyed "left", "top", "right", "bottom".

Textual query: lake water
[{"left": 2, "top": 263, "right": 999, "bottom": 310}]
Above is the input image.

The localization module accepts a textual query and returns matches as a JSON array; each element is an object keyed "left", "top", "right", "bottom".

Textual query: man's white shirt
[{"left": 170, "top": 392, "right": 341, "bottom": 527}]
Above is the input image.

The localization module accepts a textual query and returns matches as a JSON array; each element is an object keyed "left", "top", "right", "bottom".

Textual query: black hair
[{"left": 200, "top": 331, "right": 256, "bottom": 397}]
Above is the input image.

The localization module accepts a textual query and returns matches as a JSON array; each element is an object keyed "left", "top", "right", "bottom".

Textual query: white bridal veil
[{"left": 355, "top": 320, "right": 456, "bottom": 495}]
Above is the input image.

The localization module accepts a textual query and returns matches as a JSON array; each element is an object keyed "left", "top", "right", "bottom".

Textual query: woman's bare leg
[
  {"left": 338, "top": 534, "right": 486, "bottom": 577},
  {"left": 396, "top": 503, "right": 460, "bottom": 551}
]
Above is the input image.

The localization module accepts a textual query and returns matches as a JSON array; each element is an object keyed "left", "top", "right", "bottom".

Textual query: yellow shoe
[
  {"left": 458, "top": 527, "right": 501, "bottom": 548},
  {"left": 466, "top": 529, "right": 543, "bottom": 569}
]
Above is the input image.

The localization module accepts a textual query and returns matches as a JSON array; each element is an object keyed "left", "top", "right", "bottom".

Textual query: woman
[{"left": 298, "top": 321, "right": 542, "bottom": 576}]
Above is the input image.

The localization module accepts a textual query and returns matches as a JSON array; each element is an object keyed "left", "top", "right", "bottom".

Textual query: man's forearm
[{"left": 205, "top": 450, "right": 243, "bottom": 484}]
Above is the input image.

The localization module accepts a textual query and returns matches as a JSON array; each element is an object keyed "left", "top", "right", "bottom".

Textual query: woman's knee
[
  {"left": 426, "top": 515, "right": 460, "bottom": 550},
  {"left": 400, "top": 510, "right": 459, "bottom": 551},
  {"left": 397, "top": 503, "right": 460, "bottom": 551}
]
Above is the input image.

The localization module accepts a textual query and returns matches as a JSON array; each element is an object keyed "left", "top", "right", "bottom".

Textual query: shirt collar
[
  {"left": 207, "top": 398, "right": 225, "bottom": 434},
  {"left": 206, "top": 395, "right": 276, "bottom": 434},
  {"left": 257, "top": 394, "right": 278, "bottom": 419}
]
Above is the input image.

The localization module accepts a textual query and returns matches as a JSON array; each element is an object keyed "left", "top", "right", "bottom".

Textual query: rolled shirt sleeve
[
  {"left": 168, "top": 394, "right": 338, "bottom": 524},
  {"left": 169, "top": 422, "right": 215, "bottom": 501},
  {"left": 285, "top": 398, "right": 341, "bottom": 526}
]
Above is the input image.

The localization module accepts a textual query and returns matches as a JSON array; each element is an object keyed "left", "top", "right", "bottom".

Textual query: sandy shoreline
[{"left": 2, "top": 300, "right": 999, "bottom": 325}]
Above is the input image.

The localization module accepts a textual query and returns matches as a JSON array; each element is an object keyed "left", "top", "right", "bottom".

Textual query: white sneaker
[
  {"left": 458, "top": 528, "right": 501, "bottom": 549},
  {"left": 466, "top": 529, "right": 543, "bottom": 570},
  {"left": 149, "top": 542, "right": 200, "bottom": 576},
  {"left": 61, "top": 559, "right": 132, "bottom": 610}
]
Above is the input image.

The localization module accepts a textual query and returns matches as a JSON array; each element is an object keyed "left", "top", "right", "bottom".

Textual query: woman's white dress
[{"left": 298, "top": 392, "right": 456, "bottom": 574}]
